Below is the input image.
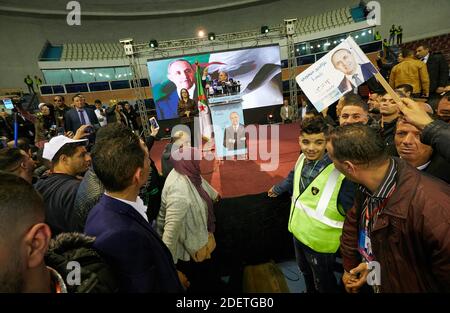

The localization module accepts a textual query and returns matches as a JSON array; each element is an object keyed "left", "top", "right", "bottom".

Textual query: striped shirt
[
  {"left": 300, "top": 153, "right": 332, "bottom": 193},
  {"left": 359, "top": 158, "right": 398, "bottom": 235}
]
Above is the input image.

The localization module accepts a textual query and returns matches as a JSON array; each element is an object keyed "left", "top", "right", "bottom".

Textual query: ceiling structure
[{"left": 0, "top": 0, "right": 279, "bottom": 17}]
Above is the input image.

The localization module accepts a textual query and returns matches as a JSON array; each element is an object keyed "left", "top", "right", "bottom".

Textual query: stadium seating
[
  {"left": 296, "top": 6, "right": 355, "bottom": 35},
  {"left": 58, "top": 7, "right": 358, "bottom": 61},
  {"left": 60, "top": 42, "right": 126, "bottom": 61}
]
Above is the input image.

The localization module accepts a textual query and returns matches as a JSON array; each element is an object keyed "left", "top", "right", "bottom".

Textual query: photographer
[{"left": 35, "top": 103, "right": 57, "bottom": 149}]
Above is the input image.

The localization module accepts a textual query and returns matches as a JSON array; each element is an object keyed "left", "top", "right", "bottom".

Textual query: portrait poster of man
[
  {"left": 210, "top": 102, "right": 247, "bottom": 158},
  {"left": 296, "top": 36, "right": 377, "bottom": 112},
  {"left": 147, "top": 45, "right": 283, "bottom": 120},
  {"left": 147, "top": 56, "right": 209, "bottom": 120}
]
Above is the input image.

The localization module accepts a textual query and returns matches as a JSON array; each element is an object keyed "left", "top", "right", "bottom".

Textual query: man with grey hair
[
  {"left": 223, "top": 111, "right": 246, "bottom": 151},
  {"left": 157, "top": 59, "right": 197, "bottom": 120},
  {"left": 331, "top": 48, "right": 377, "bottom": 94}
]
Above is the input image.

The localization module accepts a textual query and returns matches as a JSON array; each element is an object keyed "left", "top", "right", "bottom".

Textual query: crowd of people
[{"left": 1, "top": 39, "right": 450, "bottom": 294}]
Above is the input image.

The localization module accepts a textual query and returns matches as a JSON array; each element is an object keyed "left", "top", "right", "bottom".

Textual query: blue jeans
[{"left": 293, "top": 236, "right": 339, "bottom": 293}]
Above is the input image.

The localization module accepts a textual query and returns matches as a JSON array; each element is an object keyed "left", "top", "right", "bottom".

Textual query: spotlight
[
  {"left": 165, "top": 127, "right": 171, "bottom": 133},
  {"left": 198, "top": 30, "right": 205, "bottom": 37},
  {"left": 149, "top": 40, "right": 158, "bottom": 48},
  {"left": 267, "top": 113, "right": 274, "bottom": 124},
  {"left": 261, "top": 26, "right": 269, "bottom": 34},
  {"left": 208, "top": 32, "right": 216, "bottom": 40}
]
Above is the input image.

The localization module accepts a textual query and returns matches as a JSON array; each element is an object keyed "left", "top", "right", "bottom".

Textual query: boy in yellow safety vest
[{"left": 268, "top": 117, "right": 356, "bottom": 293}]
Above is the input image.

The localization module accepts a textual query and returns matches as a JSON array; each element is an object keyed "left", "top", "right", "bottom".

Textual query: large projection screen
[{"left": 147, "top": 45, "right": 283, "bottom": 120}]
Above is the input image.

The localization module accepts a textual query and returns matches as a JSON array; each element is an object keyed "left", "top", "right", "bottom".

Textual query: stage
[
  {"left": 150, "top": 122, "right": 301, "bottom": 198},
  {"left": 150, "top": 123, "right": 301, "bottom": 288}
]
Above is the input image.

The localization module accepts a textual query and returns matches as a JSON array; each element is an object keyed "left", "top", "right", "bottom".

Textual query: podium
[{"left": 208, "top": 94, "right": 246, "bottom": 158}]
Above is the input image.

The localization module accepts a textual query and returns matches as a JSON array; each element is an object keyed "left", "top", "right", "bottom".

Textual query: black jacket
[
  {"left": 64, "top": 108, "right": 99, "bottom": 133},
  {"left": 34, "top": 173, "right": 81, "bottom": 236},
  {"left": 45, "top": 233, "right": 119, "bottom": 293},
  {"left": 426, "top": 53, "right": 449, "bottom": 94},
  {"left": 381, "top": 118, "right": 399, "bottom": 157},
  {"left": 421, "top": 120, "right": 450, "bottom": 163},
  {"left": 424, "top": 152, "right": 450, "bottom": 184}
]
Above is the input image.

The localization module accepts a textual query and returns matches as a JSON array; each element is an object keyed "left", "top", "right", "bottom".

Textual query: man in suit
[
  {"left": 280, "top": 99, "right": 294, "bottom": 123},
  {"left": 84, "top": 124, "right": 185, "bottom": 292},
  {"left": 157, "top": 59, "right": 197, "bottom": 120},
  {"left": 331, "top": 48, "right": 377, "bottom": 94},
  {"left": 416, "top": 44, "right": 449, "bottom": 101},
  {"left": 223, "top": 112, "right": 246, "bottom": 151},
  {"left": 64, "top": 94, "right": 99, "bottom": 134}
]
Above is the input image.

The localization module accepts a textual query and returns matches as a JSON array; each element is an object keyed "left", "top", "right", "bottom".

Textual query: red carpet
[{"left": 150, "top": 123, "right": 301, "bottom": 197}]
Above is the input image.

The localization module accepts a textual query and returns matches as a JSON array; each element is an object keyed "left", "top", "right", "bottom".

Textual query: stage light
[
  {"left": 368, "top": 29, "right": 372, "bottom": 34},
  {"left": 208, "top": 32, "right": 216, "bottom": 40},
  {"left": 198, "top": 30, "right": 205, "bottom": 37},
  {"left": 165, "top": 127, "right": 171, "bottom": 133},
  {"left": 149, "top": 40, "right": 158, "bottom": 48},
  {"left": 261, "top": 26, "right": 269, "bottom": 34}
]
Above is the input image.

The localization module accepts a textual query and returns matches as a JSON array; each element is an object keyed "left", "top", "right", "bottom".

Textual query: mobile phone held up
[
  {"left": 84, "top": 126, "right": 94, "bottom": 134},
  {"left": 149, "top": 117, "right": 159, "bottom": 129}
]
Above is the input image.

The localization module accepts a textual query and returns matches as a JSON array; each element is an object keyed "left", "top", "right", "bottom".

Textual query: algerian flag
[{"left": 195, "top": 61, "right": 213, "bottom": 141}]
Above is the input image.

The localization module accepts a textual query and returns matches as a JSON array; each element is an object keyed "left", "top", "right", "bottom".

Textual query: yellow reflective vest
[{"left": 288, "top": 154, "right": 346, "bottom": 253}]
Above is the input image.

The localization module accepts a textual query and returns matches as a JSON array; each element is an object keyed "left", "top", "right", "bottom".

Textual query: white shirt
[
  {"left": 105, "top": 192, "right": 149, "bottom": 222},
  {"left": 301, "top": 106, "right": 307, "bottom": 118},
  {"left": 346, "top": 65, "right": 365, "bottom": 89},
  {"left": 422, "top": 53, "right": 430, "bottom": 64},
  {"left": 95, "top": 109, "right": 107, "bottom": 127},
  {"left": 416, "top": 160, "right": 431, "bottom": 171},
  {"left": 284, "top": 106, "right": 289, "bottom": 118},
  {"left": 77, "top": 109, "right": 92, "bottom": 126}
]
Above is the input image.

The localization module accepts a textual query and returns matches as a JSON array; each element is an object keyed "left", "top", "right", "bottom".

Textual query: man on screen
[
  {"left": 157, "top": 59, "right": 197, "bottom": 120},
  {"left": 331, "top": 48, "right": 377, "bottom": 94},
  {"left": 223, "top": 112, "right": 246, "bottom": 151}
]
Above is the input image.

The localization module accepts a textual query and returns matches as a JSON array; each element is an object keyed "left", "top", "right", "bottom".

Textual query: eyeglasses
[{"left": 54, "top": 98, "right": 62, "bottom": 102}]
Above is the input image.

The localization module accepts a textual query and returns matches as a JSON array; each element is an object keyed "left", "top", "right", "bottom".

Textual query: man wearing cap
[{"left": 34, "top": 135, "right": 91, "bottom": 236}]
